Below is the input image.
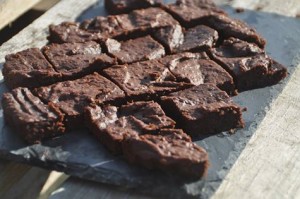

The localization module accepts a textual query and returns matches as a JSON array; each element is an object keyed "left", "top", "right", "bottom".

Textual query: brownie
[
  {"left": 152, "top": 24, "right": 184, "bottom": 53},
  {"left": 104, "top": 36, "right": 165, "bottom": 64},
  {"left": 105, "top": 0, "right": 163, "bottom": 14},
  {"left": 85, "top": 101, "right": 175, "bottom": 154},
  {"left": 209, "top": 38, "right": 287, "bottom": 91},
  {"left": 164, "top": 0, "right": 226, "bottom": 28},
  {"left": 102, "top": 60, "right": 192, "bottom": 101},
  {"left": 160, "top": 53, "right": 236, "bottom": 95},
  {"left": 205, "top": 14, "right": 266, "bottom": 48},
  {"left": 81, "top": 8, "right": 178, "bottom": 40},
  {"left": 2, "top": 88, "right": 65, "bottom": 143},
  {"left": 160, "top": 84, "right": 245, "bottom": 136},
  {"left": 33, "top": 73, "right": 125, "bottom": 129},
  {"left": 48, "top": 22, "right": 103, "bottom": 43},
  {"left": 164, "top": 1, "right": 265, "bottom": 48},
  {"left": 122, "top": 128, "right": 209, "bottom": 179},
  {"left": 42, "top": 41, "right": 116, "bottom": 78},
  {"left": 2, "top": 48, "right": 61, "bottom": 89},
  {"left": 175, "top": 25, "right": 218, "bottom": 53}
]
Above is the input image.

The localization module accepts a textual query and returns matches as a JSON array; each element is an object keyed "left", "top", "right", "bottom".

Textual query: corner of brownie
[
  {"left": 2, "top": 88, "right": 65, "bottom": 144},
  {"left": 160, "top": 84, "right": 245, "bottom": 136}
]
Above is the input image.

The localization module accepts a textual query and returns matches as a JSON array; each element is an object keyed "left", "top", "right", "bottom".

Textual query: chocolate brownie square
[
  {"left": 160, "top": 84, "right": 245, "bottom": 136},
  {"left": 33, "top": 73, "right": 125, "bottom": 129},
  {"left": 154, "top": 25, "right": 218, "bottom": 53},
  {"left": 85, "top": 101, "right": 175, "bottom": 154},
  {"left": 2, "top": 48, "right": 61, "bottom": 89},
  {"left": 164, "top": 1, "right": 265, "bottom": 48},
  {"left": 164, "top": 0, "right": 226, "bottom": 28},
  {"left": 122, "top": 128, "right": 209, "bottom": 179},
  {"left": 102, "top": 60, "right": 192, "bottom": 101},
  {"left": 175, "top": 25, "right": 218, "bottom": 53},
  {"left": 42, "top": 41, "right": 116, "bottom": 78},
  {"left": 160, "top": 53, "right": 236, "bottom": 95},
  {"left": 48, "top": 22, "right": 103, "bottom": 43},
  {"left": 2, "top": 88, "right": 65, "bottom": 144},
  {"left": 209, "top": 38, "right": 287, "bottom": 91},
  {"left": 104, "top": 36, "right": 165, "bottom": 64},
  {"left": 206, "top": 14, "right": 266, "bottom": 48},
  {"left": 105, "top": 0, "right": 163, "bottom": 14},
  {"left": 81, "top": 8, "right": 178, "bottom": 40}
]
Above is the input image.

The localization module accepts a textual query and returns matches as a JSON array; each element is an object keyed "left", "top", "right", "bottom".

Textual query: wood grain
[{"left": 0, "top": 0, "right": 43, "bottom": 30}]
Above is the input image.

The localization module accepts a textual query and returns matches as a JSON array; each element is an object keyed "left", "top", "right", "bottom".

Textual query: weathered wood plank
[
  {"left": 212, "top": 63, "right": 300, "bottom": 199},
  {"left": 0, "top": 0, "right": 43, "bottom": 30},
  {"left": 0, "top": 161, "right": 51, "bottom": 199},
  {"left": 0, "top": 0, "right": 98, "bottom": 64}
]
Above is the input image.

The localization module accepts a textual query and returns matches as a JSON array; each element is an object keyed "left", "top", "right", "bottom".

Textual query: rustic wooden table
[{"left": 0, "top": 0, "right": 300, "bottom": 198}]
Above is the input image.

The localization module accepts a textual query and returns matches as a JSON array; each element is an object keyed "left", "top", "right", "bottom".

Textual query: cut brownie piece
[
  {"left": 205, "top": 14, "right": 266, "bottom": 48},
  {"left": 175, "top": 25, "right": 218, "bottom": 53},
  {"left": 123, "top": 129, "right": 209, "bottom": 179},
  {"left": 81, "top": 8, "right": 178, "bottom": 39},
  {"left": 42, "top": 41, "right": 116, "bottom": 78},
  {"left": 2, "top": 48, "right": 61, "bottom": 89},
  {"left": 33, "top": 73, "right": 125, "bottom": 129},
  {"left": 2, "top": 88, "right": 65, "bottom": 144},
  {"left": 209, "top": 38, "right": 287, "bottom": 91},
  {"left": 160, "top": 84, "right": 245, "bottom": 136},
  {"left": 85, "top": 101, "right": 175, "bottom": 154},
  {"left": 102, "top": 60, "right": 192, "bottom": 101},
  {"left": 104, "top": 36, "right": 165, "bottom": 64},
  {"left": 48, "top": 22, "right": 103, "bottom": 43},
  {"left": 164, "top": 0, "right": 226, "bottom": 28},
  {"left": 105, "top": 0, "right": 162, "bottom": 14},
  {"left": 152, "top": 24, "right": 184, "bottom": 53},
  {"left": 160, "top": 53, "right": 236, "bottom": 95},
  {"left": 153, "top": 25, "right": 218, "bottom": 53},
  {"left": 164, "top": 1, "right": 265, "bottom": 48}
]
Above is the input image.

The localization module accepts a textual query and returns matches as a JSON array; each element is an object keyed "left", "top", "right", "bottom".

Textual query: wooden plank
[
  {"left": 0, "top": 161, "right": 51, "bottom": 199},
  {"left": 0, "top": 0, "right": 43, "bottom": 30},
  {"left": 212, "top": 63, "right": 300, "bottom": 199}
]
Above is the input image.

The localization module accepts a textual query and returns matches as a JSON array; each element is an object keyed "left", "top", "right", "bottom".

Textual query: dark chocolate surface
[
  {"left": 33, "top": 73, "right": 125, "bottom": 129},
  {"left": 105, "top": 36, "right": 165, "bottom": 64},
  {"left": 42, "top": 41, "right": 115, "bottom": 78},
  {"left": 105, "top": 0, "right": 163, "bottom": 14},
  {"left": 2, "top": 48, "right": 61, "bottom": 89},
  {"left": 102, "top": 60, "right": 192, "bottom": 100},
  {"left": 0, "top": 2, "right": 299, "bottom": 199},
  {"left": 210, "top": 37, "right": 287, "bottom": 91},
  {"left": 123, "top": 128, "right": 209, "bottom": 179},
  {"left": 160, "top": 84, "right": 244, "bottom": 136},
  {"left": 85, "top": 101, "right": 175, "bottom": 154}
]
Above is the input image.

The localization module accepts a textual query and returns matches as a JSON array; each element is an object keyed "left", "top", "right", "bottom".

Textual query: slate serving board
[{"left": 0, "top": 1, "right": 300, "bottom": 198}]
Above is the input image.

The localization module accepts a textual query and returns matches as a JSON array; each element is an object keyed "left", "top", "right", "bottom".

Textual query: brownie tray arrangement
[{"left": 1, "top": 0, "right": 287, "bottom": 180}]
